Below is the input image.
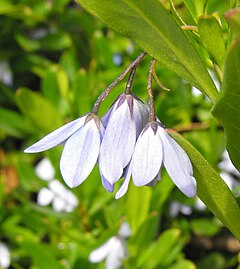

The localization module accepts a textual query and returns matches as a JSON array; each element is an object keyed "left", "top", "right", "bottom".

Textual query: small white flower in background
[
  {"left": 0, "top": 243, "right": 10, "bottom": 269},
  {"left": 35, "top": 158, "right": 78, "bottom": 212},
  {"left": 0, "top": 61, "right": 13, "bottom": 87},
  {"left": 169, "top": 201, "right": 192, "bottom": 218},
  {"left": 89, "top": 222, "right": 131, "bottom": 269}
]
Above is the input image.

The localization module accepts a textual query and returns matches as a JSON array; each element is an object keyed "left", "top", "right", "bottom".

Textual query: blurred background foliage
[{"left": 0, "top": 0, "right": 240, "bottom": 268}]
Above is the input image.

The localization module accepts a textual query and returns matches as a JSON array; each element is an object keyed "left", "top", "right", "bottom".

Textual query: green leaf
[
  {"left": 198, "top": 15, "right": 226, "bottom": 68},
  {"left": 76, "top": 0, "right": 218, "bottom": 101},
  {"left": 183, "top": 0, "right": 208, "bottom": 22},
  {"left": 137, "top": 229, "right": 182, "bottom": 268},
  {"left": 0, "top": 107, "right": 34, "bottom": 138},
  {"left": 190, "top": 218, "right": 220, "bottom": 237},
  {"left": 16, "top": 88, "right": 62, "bottom": 132},
  {"left": 22, "top": 242, "right": 65, "bottom": 269},
  {"left": 212, "top": 42, "right": 240, "bottom": 170},
  {"left": 169, "top": 130, "right": 240, "bottom": 241},
  {"left": 169, "top": 259, "right": 196, "bottom": 269},
  {"left": 124, "top": 182, "right": 152, "bottom": 234}
]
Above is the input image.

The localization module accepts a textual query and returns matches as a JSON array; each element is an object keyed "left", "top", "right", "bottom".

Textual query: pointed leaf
[
  {"left": 212, "top": 42, "right": 240, "bottom": 170},
  {"left": 76, "top": 0, "right": 218, "bottom": 101},
  {"left": 198, "top": 15, "right": 226, "bottom": 68},
  {"left": 169, "top": 130, "right": 240, "bottom": 241}
]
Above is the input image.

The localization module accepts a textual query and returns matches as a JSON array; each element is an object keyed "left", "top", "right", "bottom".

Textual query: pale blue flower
[
  {"left": 25, "top": 113, "right": 104, "bottom": 188},
  {"left": 131, "top": 121, "right": 196, "bottom": 197},
  {"left": 99, "top": 93, "right": 149, "bottom": 185},
  {"left": 116, "top": 121, "right": 196, "bottom": 198}
]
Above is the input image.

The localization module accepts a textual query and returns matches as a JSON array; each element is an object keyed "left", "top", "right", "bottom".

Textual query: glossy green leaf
[
  {"left": 198, "top": 15, "right": 226, "bottom": 68},
  {"left": 76, "top": 0, "right": 218, "bottom": 101},
  {"left": 212, "top": 42, "right": 240, "bottom": 171},
  {"left": 169, "top": 130, "right": 240, "bottom": 241},
  {"left": 16, "top": 88, "right": 62, "bottom": 132}
]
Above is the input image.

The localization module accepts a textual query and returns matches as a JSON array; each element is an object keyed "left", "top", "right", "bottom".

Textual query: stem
[
  {"left": 125, "top": 66, "right": 136, "bottom": 94},
  {"left": 148, "top": 58, "right": 156, "bottom": 122},
  {"left": 92, "top": 52, "right": 147, "bottom": 113}
]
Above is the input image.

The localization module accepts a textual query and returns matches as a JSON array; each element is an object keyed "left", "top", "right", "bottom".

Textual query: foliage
[{"left": 1, "top": 0, "right": 240, "bottom": 269}]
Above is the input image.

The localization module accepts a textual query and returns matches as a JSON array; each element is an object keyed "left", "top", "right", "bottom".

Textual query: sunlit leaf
[{"left": 76, "top": 0, "right": 218, "bottom": 101}]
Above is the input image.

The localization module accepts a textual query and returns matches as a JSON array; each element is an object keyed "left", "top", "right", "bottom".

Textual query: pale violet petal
[
  {"left": 35, "top": 158, "right": 55, "bottom": 181},
  {"left": 89, "top": 237, "right": 114, "bottom": 263},
  {"left": 115, "top": 162, "right": 132, "bottom": 199},
  {"left": 146, "top": 172, "right": 161, "bottom": 187},
  {"left": 0, "top": 243, "right": 11, "bottom": 269},
  {"left": 24, "top": 116, "right": 86, "bottom": 153},
  {"left": 118, "top": 222, "right": 132, "bottom": 238},
  {"left": 100, "top": 171, "right": 114, "bottom": 192},
  {"left": 60, "top": 119, "right": 100, "bottom": 188},
  {"left": 99, "top": 101, "right": 136, "bottom": 184},
  {"left": 132, "top": 98, "right": 149, "bottom": 137},
  {"left": 159, "top": 129, "right": 196, "bottom": 198},
  {"left": 132, "top": 125, "right": 163, "bottom": 186},
  {"left": 37, "top": 187, "right": 54, "bottom": 206}
]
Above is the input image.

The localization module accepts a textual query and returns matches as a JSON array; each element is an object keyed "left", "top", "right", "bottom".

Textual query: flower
[
  {"left": 99, "top": 93, "right": 148, "bottom": 185},
  {"left": 25, "top": 113, "right": 104, "bottom": 188},
  {"left": 116, "top": 121, "right": 196, "bottom": 198},
  {"left": 37, "top": 180, "right": 78, "bottom": 212},
  {"left": 89, "top": 222, "right": 131, "bottom": 269},
  {"left": 0, "top": 243, "right": 10, "bottom": 269},
  {"left": 35, "top": 158, "right": 78, "bottom": 212}
]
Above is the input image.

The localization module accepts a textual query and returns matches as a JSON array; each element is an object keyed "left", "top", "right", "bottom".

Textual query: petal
[
  {"left": 132, "top": 98, "right": 149, "bottom": 137},
  {"left": 35, "top": 158, "right": 55, "bottom": 181},
  {"left": 118, "top": 222, "right": 132, "bottom": 238},
  {"left": 99, "top": 101, "right": 136, "bottom": 184},
  {"left": 89, "top": 238, "right": 115, "bottom": 263},
  {"left": 60, "top": 119, "right": 100, "bottom": 188},
  {"left": 132, "top": 125, "right": 163, "bottom": 186},
  {"left": 115, "top": 162, "right": 132, "bottom": 199},
  {"left": 100, "top": 171, "right": 114, "bottom": 192},
  {"left": 24, "top": 116, "right": 86, "bottom": 153},
  {"left": 52, "top": 196, "right": 66, "bottom": 212},
  {"left": 146, "top": 172, "right": 161, "bottom": 187},
  {"left": 37, "top": 187, "right": 54, "bottom": 206},
  {"left": 159, "top": 129, "right": 196, "bottom": 197}
]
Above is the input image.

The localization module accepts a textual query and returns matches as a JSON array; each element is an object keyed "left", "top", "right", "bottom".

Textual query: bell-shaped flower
[
  {"left": 25, "top": 113, "right": 104, "bottom": 188},
  {"left": 99, "top": 93, "right": 148, "bottom": 185},
  {"left": 89, "top": 222, "right": 131, "bottom": 269},
  {"left": 131, "top": 121, "right": 196, "bottom": 198}
]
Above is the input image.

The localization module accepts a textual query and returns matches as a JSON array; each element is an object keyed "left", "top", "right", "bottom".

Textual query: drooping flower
[
  {"left": 0, "top": 243, "right": 10, "bottom": 269},
  {"left": 99, "top": 93, "right": 149, "bottom": 185},
  {"left": 125, "top": 121, "right": 196, "bottom": 198},
  {"left": 89, "top": 222, "right": 131, "bottom": 269},
  {"left": 115, "top": 121, "right": 196, "bottom": 199},
  {"left": 25, "top": 113, "right": 104, "bottom": 188}
]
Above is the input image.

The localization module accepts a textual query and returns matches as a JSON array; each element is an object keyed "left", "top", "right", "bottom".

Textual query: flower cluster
[
  {"left": 25, "top": 54, "right": 197, "bottom": 199},
  {"left": 25, "top": 92, "right": 196, "bottom": 198}
]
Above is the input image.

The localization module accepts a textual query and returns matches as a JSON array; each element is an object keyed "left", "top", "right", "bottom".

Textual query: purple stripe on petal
[
  {"left": 24, "top": 116, "right": 87, "bottom": 153},
  {"left": 60, "top": 119, "right": 100, "bottom": 188},
  {"left": 100, "top": 171, "right": 114, "bottom": 192}
]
